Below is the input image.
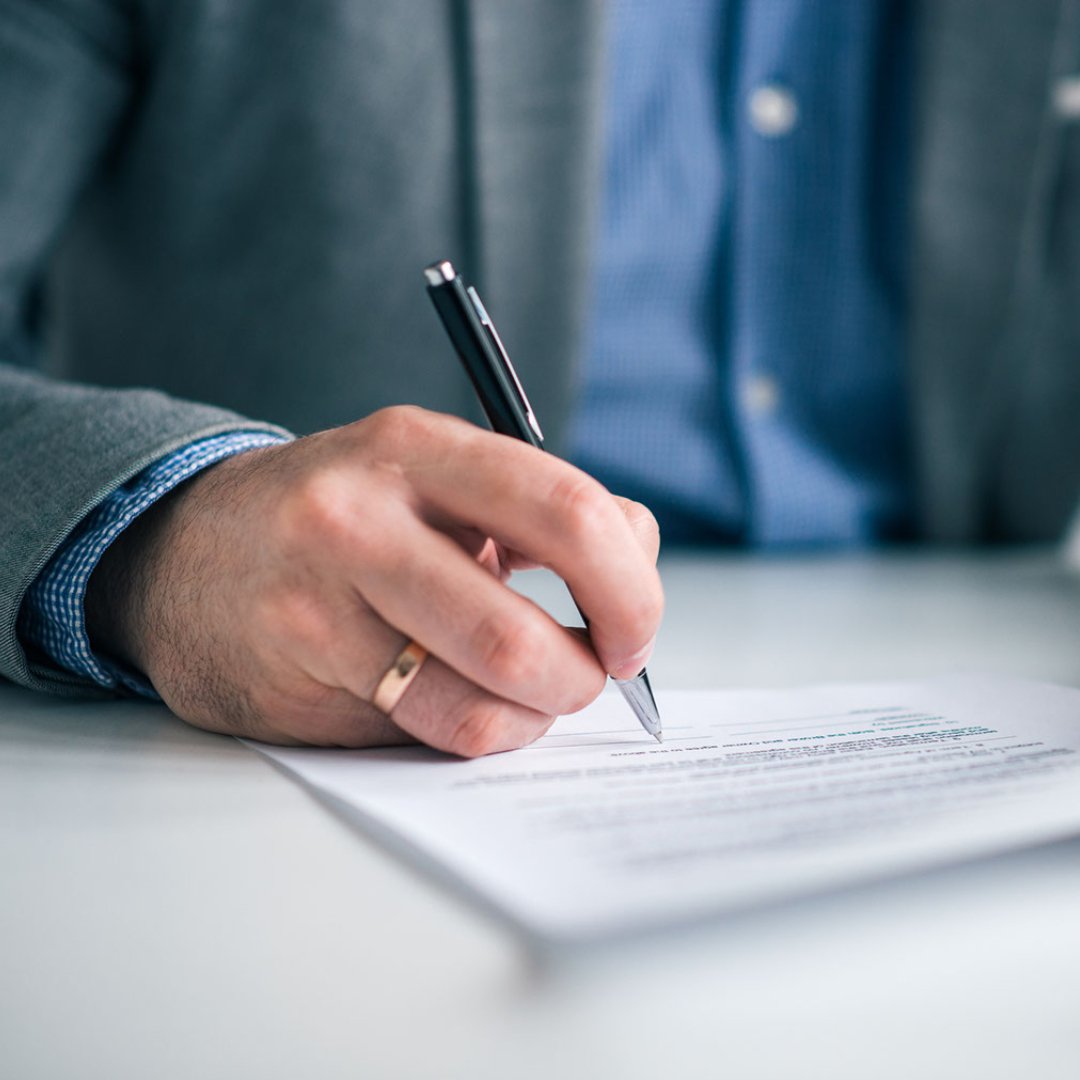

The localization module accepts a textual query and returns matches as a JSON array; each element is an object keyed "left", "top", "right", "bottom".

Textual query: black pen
[{"left": 424, "top": 259, "right": 663, "bottom": 743}]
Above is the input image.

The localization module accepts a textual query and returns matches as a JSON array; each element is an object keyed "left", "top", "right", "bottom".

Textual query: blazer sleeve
[{"left": 0, "top": 2, "right": 287, "bottom": 694}]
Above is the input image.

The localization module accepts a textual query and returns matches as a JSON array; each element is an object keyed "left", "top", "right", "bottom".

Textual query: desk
[{"left": 2, "top": 551, "right": 1079, "bottom": 1080}]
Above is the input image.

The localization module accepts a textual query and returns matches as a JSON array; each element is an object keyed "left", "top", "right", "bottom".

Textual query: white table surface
[{"left": 2, "top": 550, "right": 1079, "bottom": 1080}]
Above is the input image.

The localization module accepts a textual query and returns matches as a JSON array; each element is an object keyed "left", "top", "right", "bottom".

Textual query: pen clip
[{"left": 467, "top": 286, "right": 544, "bottom": 444}]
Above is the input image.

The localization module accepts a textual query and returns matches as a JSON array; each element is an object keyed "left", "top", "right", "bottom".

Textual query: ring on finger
[{"left": 372, "top": 640, "right": 429, "bottom": 715}]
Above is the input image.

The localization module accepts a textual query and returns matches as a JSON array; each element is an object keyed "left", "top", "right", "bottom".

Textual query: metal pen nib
[{"left": 614, "top": 670, "right": 663, "bottom": 742}]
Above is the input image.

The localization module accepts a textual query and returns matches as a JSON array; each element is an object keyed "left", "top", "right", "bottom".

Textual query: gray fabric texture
[
  {"left": 1, "top": 0, "right": 1079, "bottom": 695},
  {"left": 910, "top": 0, "right": 1080, "bottom": 541}
]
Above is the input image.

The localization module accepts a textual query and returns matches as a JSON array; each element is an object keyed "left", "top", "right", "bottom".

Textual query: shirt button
[
  {"left": 1054, "top": 76, "right": 1080, "bottom": 119},
  {"left": 742, "top": 374, "right": 780, "bottom": 416},
  {"left": 748, "top": 84, "right": 799, "bottom": 136}
]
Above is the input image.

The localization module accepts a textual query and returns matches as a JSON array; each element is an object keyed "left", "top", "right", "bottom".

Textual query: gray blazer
[{"left": 2, "top": 0, "right": 1079, "bottom": 694}]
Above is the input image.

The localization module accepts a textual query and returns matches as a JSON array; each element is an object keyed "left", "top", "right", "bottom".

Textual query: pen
[{"left": 424, "top": 259, "right": 663, "bottom": 743}]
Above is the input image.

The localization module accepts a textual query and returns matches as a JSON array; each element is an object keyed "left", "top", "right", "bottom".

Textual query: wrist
[
  {"left": 83, "top": 445, "right": 270, "bottom": 678},
  {"left": 84, "top": 482, "right": 172, "bottom": 675}
]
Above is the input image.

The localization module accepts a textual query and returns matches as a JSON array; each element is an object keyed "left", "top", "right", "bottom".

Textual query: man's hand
[{"left": 85, "top": 408, "right": 663, "bottom": 755}]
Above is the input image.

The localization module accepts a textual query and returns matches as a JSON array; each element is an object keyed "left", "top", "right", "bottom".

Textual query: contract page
[{"left": 253, "top": 678, "right": 1080, "bottom": 941}]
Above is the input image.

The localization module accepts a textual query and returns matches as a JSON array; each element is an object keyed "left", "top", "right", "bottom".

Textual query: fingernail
[{"left": 612, "top": 636, "right": 655, "bottom": 680}]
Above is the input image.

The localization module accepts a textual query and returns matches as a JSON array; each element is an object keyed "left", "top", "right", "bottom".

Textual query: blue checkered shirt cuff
[{"left": 18, "top": 431, "right": 289, "bottom": 696}]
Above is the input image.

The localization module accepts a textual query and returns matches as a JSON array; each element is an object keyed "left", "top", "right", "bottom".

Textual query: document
[{"left": 252, "top": 677, "right": 1080, "bottom": 942}]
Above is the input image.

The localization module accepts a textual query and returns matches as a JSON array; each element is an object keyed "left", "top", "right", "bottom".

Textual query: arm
[{"left": 2, "top": 3, "right": 663, "bottom": 754}]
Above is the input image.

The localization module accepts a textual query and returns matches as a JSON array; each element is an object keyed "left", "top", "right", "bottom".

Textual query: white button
[
  {"left": 748, "top": 84, "right": 799, "bottom": 136},
  {"left": 742, "top": 374, "right": 780, "bottom": 416},
  {"left": 1054, "top": 76, "right": 1080, "bottom": 119}
]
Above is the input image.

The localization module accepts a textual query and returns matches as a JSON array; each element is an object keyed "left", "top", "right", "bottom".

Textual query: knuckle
[
  {"left": 281, "top": 467, "right": 353, "bottom": 545},
  {"left": 548, "top": 473, "right": 614, "bottom": 548},
  {"left": 361, "top": 404, "right": 433, "bottom": 452},
  {"left": 472, "top": 614, "right": 546, "bottom": 690},
  {"left": 446, "top": 699, "right": 509, "bottom": 758},
  {"left": 626, "top": 498, "right": 661, "bottom": 544}
]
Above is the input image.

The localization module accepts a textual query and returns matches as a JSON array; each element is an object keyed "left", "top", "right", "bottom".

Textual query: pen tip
[{"left": 613, "top": 671, "right": 663, "bottom": 742}]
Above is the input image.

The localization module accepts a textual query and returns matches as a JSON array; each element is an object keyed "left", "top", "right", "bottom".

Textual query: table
[{"left": 3, "top": 550, "right": 1079, "bottom": 1080}]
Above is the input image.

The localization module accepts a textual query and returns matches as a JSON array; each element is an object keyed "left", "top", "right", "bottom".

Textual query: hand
[{"left": 85, "top": 407, "right": 663, "bottom": 755}]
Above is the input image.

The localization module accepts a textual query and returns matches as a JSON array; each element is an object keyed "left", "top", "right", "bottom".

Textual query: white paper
[{"left": 252, "top": 677, "right": 1080, "bottom": 942}]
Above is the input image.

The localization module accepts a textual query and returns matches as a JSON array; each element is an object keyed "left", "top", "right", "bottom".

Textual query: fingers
[
  {"left": 152, "top": 408, "right": 663, "bottom": 756},
  {"left": 390, "top": 653, "right": 556, "bottom": 757},
  {"left": 248, "top": 569, "right": 566, "bottom": 756},
  {"left": 340, "top": 514, "right": 608, "bottom": 717},
  {"left": 495, "top": 498, "right": 656, "bottom": 575},
  {"left": 268, "top": 640, "right": 556, "bottom": 758},
  {"left": 402, "top": 426, "right": 664, "bottom": 678}
]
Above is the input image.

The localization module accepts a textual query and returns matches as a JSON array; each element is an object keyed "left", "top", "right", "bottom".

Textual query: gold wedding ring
[{"left": 372, "top": 641, "right": 428, "bottom": 715}]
